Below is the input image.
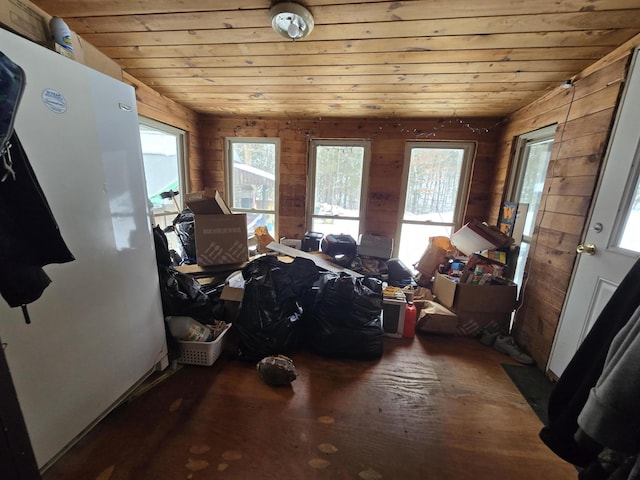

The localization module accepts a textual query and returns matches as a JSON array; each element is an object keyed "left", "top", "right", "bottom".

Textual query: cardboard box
[
  {"left": 185, "top": 189, "right": 248, "bottom": 266},
  {"left": 185, "top": 188, "right": 232, "bottom": 214},
  {"left": 49, "top": 32, "right": 122, "bottom": 80},
  {"left": 220, "top": 284, "right": 243, "bottom": 323},
  {"left": 75, "top": 33, "right": 123, "bottom": 80},
  {"left": 450, "top": 220, "right": 513, "bottom": 256},
  {"left": 433, "top": 272, "right": 517, "bottom": 314},
  {"left": 0, "top": 0, "right": 49, "bottom": 44},
  {"left": 416, "top": 301, "right": 458, "bottom": 335}
]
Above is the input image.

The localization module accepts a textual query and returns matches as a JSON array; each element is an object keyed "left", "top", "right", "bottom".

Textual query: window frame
[
  {"left": 505, "top": 124, "right": 556, "bottom": 294},
  {"left": 395, "top": 140, "right": 476, "bottom": 258},
  {"left": 505, "top": 124, "right": 557, "bottom": 244},
  {"left": 224, "top": 137, "right": 280, "bottom": 238},
  {"left": 306, "top": 138, "right": 372, "bottom": 240},
  {"left": 138, "top": 116, "right": 188, "bottom": 219}
]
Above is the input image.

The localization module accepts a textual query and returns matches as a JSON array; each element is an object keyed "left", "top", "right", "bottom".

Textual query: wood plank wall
[
  {"left": 115, "top": 74, "right": 503, "bottom": 241},
  {"left": 123, "top": 72, "right": 206, "bottom": 190},
  {"left": 490, "top": 37, "right": 640, "bottom": 368},
  {"left": 196, "top": 116, "right": 503, "bottom": 242}
]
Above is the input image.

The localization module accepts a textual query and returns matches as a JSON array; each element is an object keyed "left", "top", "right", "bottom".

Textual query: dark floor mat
[{"left": 502, "top": 363, "right": 554, "bottom": 425}]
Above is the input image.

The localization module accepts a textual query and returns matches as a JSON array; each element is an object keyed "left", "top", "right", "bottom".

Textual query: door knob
[{"left": 576, "top": 244, "right": 596, "bottom": 255}]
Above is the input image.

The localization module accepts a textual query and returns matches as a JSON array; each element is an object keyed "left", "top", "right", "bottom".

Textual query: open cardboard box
[
  {"left": 433, "top": 272, "right": 517, "bottom": 313},
  {"left": 184, "top": 189, "right": 249, "bottom": 267},
  {"left": 433, "top": 272, "right": 517, "bottom": 333}
]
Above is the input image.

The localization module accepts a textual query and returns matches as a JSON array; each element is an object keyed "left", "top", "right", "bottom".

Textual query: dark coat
[
  {"left": 0, "top": 131, "right": 74, "bottom": 315},
  {"left": 539, "top": 256, "right": 640, "bottom": 467}
]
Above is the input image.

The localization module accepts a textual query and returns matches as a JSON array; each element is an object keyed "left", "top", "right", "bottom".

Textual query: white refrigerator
[{"left": 0, "top": 28, "right": 168, "bottom": 469}]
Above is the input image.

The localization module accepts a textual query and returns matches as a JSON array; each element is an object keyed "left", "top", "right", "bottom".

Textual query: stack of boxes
[{"left": 417, "top": 219, "right": 519, "bottom": 336}]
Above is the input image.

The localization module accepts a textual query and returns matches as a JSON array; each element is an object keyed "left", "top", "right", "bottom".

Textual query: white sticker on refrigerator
[{"left": 42, "top": 88, "right": 67, "bottom": 113}]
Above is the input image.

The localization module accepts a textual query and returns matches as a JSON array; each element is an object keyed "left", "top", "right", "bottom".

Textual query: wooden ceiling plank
[
  {"left": 192, "top": 105, "right": 513, "bottom": 117},
  {"left": 58, "top": 0, "right": 640, "bottom": 33},
  {"left": 115, "top": 47, "right": 610, "bottom": 69},
  {"left": 99, "top": 30, "right": 637, "bottom": 59},
  {"left": 79, "top": 12, "right": 640, "bottom": 47},
  {"left": 166, "top": 91, "right": 540, "bottom": 102},
  {"left": 30, "top": 0, "right": 268, "bottom": 17},
  {"left": 140, "top": 71, "right": 570, "bottom": 86},
  {"left": 125, "top": 61, "right": 582, "bottom": 78},
  {"left": 149, "top": 82, "right": 555, "bottom": 94}
]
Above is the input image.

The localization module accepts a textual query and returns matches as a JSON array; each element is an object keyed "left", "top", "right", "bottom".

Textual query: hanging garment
[
  {"left": 576, "top": 304, "right": 640, "bottom": 455},
  {"left": 0, "top": 50, "right": 74, "bottom": 322},
  {"left": 1, "top": 49, "right": 25, "bottom": 158},
  {"left": 539, "top": 256, "right": 640, "bottom": 467},
  {"left": 0, "top": 131, "right": 75, "bottom": 319}
]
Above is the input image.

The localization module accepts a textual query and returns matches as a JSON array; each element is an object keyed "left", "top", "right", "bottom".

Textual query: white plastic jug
[{"left": 49, "top": 17, "right": 73, "bottom": 52}]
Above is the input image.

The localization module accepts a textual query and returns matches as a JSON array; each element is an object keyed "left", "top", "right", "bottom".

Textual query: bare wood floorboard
[{"left": 41, "top": 335, "right": 577, "bottom": 480}]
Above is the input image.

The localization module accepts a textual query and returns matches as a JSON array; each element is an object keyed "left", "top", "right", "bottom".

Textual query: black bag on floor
[
  {"left": 172, "top": 208, "right": 196, "bottom": 263},
  {"left": 234, "top": 255, "right": 319, "bottom": 361},
  {"left": 304, "top": 272, "right": 384, "bottom": 360},
  {"left": 157, "top": 265, "right": 218, "bottom": 323}
]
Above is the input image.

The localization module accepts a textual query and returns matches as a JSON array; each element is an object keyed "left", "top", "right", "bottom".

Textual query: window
[
  {"left": 225, "top": 138, "right": 279, "bottom": 237},
  {"left": 506, "top": 125, "right": 556, "bottom": 291},
  {"left": 617, "top": 160, "right": 640, "bottom": 252},
  {"left": 397, "top": 141, "right": 475, "bottom": 269},
  {"left": 307, "top": 139, "right": 371, "bottom": 240},
  {"left": 139, "top": 117, "right": 187, "bottom": 238}
]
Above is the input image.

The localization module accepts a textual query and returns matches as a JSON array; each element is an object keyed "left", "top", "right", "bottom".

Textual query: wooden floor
[{"left": 41, "top": 334, "right": 577, "bottom": 480}]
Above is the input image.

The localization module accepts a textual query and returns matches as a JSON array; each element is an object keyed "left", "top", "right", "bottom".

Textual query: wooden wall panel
[
  {"left": 122, "top": 72, "right": 206, "bottom": 190},
  {"left": 491, "top": 40, "right": 638, "bottom": 369},
  {"left": 197, "top": 116, "right": 503, "bottom": 242}
]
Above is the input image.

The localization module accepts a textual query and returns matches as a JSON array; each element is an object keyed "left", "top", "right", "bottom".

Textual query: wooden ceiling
[{"left": 31, "top": 0, "right": 640, "bottom": 118}]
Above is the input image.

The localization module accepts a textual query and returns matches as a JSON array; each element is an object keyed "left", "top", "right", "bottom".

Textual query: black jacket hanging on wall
[{"left": 0, "top": 131, "right": 75, "bottom": 319}]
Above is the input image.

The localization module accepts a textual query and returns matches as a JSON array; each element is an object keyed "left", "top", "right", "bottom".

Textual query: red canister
[{"left": 403, "top": 302, "right": 417, "bottom": 338}]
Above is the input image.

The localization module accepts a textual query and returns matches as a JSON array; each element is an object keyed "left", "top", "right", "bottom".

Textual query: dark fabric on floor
[{"left": 503, "top": 363, "right": 554, "bottom": 425}]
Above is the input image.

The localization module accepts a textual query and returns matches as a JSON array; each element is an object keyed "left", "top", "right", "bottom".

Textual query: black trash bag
[
  {"left": 172, "top": 208, "right": 196, "bottom": 263},
  {"left": 156, "top": 265, "right": 216, "bottom": 324},
  {"left": 234, "top": 255, "right": 319, "bottom": 361},
  {"left": 304, "top": 272, "right": 384, "bottom": 360},
  {"left": 153, "top": 225, "right": 172, "bottom": 267}
]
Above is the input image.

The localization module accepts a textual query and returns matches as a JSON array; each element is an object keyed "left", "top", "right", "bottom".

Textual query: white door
[{"left": 547, "top": 48, "right": 640, "bottom": 378}]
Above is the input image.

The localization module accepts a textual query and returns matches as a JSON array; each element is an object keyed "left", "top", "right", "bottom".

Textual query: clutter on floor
[{"left": 153, "top": 196, "right": 535, "bottom": 377}]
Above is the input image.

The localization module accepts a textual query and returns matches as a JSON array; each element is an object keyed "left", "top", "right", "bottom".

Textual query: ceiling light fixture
[{"left": 270, "top": 2, "right": 314, "bottom": 41}]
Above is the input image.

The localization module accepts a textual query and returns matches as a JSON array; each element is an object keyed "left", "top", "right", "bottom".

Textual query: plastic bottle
[
  {"left": 166, "top": 316, "right": 213, "bottom": 342},
  {"left": 49, "top": 16, "right": 73, "bottom": 52},
  {"left": 403, "top": 302, "right": 417, "bottom": 338}
]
